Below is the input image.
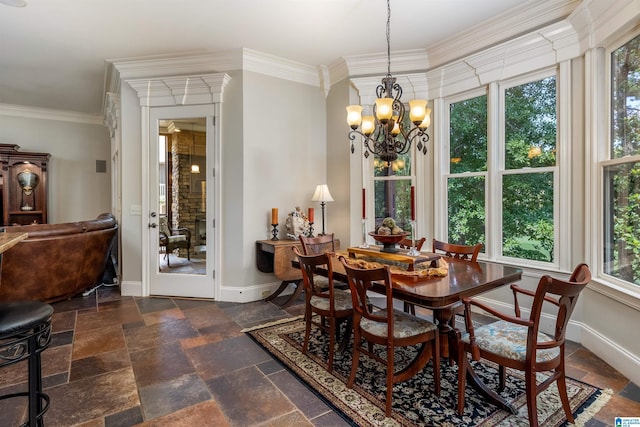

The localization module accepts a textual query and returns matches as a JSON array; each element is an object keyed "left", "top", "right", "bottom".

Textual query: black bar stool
[{"left": 0, "top": 301, "right": 54, "bottom": 427}]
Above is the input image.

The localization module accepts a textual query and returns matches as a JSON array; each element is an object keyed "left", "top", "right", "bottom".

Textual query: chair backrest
[
  {"left": 338, "top": 255, "right": 393, "bottom": 327},
  {"left": 292, "top": 246, "right": 335, "bottom": 297},
  {"left": 158, "top": 216, "right": 170, "bottom": 237},
  {"left": 432, "top": 239, "right": 481, "bottom": 262},
  {"left": 299, "top": 233, "right": 336, "bottom": 255},
  {"left": 399, "top": 237, "right": 426, "bottom": 250},
  {"left": 526, "top": 263, "right": 591, "bottom": 347}
]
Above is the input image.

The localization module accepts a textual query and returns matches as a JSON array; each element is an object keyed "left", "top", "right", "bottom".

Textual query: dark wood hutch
[{"left": 0, "top": 144, "right": 50, "bottom": 226}]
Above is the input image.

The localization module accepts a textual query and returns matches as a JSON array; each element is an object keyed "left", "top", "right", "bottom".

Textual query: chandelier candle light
[{"left": 346, "top": 0, "right": 431, "bottom": 163}]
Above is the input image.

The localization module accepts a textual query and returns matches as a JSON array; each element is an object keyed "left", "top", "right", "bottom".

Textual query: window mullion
[{"left": 488, "top": 81, "right": 501, "bottom": 260}]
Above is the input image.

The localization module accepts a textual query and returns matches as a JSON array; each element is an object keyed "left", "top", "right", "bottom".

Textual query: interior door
[{"left": 148, "top": 105, "right": 215, "bottom": 298}]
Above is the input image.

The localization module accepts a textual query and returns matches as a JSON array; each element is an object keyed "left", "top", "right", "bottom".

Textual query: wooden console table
[
  {"left": 347, "top": 245, "right": 439, "bottom": 271},
  {"left": 256, "top": 238, "right": 339, "bottom": 307}
]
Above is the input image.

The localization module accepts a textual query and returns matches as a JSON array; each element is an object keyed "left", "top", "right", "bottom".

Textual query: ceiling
[{"left": 0, "top": 0, "right": 575, "bottom": 116}]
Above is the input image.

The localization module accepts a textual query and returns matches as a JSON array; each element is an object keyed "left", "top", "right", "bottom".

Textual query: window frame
[
  {"left": 600, "top": 28, "right": 640, "bottom": 292},
  {"left": 440, "top": 66, "right": 567, "bottom": 270}
]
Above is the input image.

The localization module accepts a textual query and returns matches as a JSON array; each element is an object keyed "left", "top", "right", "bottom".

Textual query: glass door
[{"left": 148, "top": 106, "right": 214, "bottom": 298}]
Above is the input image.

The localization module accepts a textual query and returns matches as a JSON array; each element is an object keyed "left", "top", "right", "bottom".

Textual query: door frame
[
  {"left": 126, "top": 72, "right": 230, "bottom": 300},
  {"left": 148, "top": 106, "right": 219, "bottom": 298}
]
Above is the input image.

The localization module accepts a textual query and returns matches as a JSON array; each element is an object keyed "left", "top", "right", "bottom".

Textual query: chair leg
[
  {"left": 385, "top": 341, "right": 394, "bottom": 416},
  {"left": 433, "top": 333, "right": 440, "bottom": 397},
  {"left": 498, "top": 365, "right": 506, "bottom": 391},
  {"left": 347, "top": 330, "right": 361, "bottom": 388},
  {"left": 557, "top": 370, "right": 575, "bottom": 423},
  {"left": 525, "top": 371, "right": 539, "bottom": 427},
  {"left": 327, "top": 318, "right": 335, "bottom": 372},
  {"left": 457, "top": 346, "right": 467, "bottom": 415},
  {"left": 303, "top": 311, "right": 312, "bottom": 354}
]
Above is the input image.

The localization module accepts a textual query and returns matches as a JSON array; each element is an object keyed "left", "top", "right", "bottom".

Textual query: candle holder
[
  {"left": 358, "top": 218, "right": 369, "bottom": 248},
  {"left": 307, "top": 222, "right": 314, "bottom": 237},
  {"left": 407, "top": 220, "right": 420, "bottom": 256},
  {"left": 271, "top": 223, "right": 279, "bottom": 241}
]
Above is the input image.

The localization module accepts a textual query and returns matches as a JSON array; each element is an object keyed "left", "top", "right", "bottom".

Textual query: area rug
[{"left": 247, "top": 317, "right": 612, "bottom": 427}]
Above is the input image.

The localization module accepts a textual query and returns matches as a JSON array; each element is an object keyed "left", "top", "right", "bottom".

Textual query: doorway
[{"left": 148, "top": 106, "right": 215, "bottom": 298}]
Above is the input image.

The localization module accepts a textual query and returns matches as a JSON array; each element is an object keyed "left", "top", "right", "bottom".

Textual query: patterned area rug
[{"left": 247, "top": 317, "right": 612, "bottom": 426}]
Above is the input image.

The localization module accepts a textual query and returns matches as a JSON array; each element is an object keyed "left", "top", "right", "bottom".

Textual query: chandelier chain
[{"left": 386, "top": 0, "right": 391, "bottom": 77}]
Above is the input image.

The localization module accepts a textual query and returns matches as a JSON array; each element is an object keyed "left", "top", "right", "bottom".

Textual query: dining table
[{"left": 293, "top": 247, "right": 523, "bottom": 414}]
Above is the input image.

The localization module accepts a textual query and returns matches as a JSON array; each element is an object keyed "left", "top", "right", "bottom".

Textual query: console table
[{"left": 256, "top": 238, "right": 339, "bottom": 307}]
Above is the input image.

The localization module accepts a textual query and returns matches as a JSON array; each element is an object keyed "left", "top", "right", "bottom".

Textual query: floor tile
[
  {"left": 134, "top": 297, "right": 177, "bottom": 314},
  {"left": 70, "top": 348, "right": 132, "bottom": 382},
  {"left": 105, "top": 405, "right": 144, "bottom": 427},
  {"left": 73, "top": 324, "right": 126, "bottom": 360},
  {"left": 130, "top": 342, "right": 195, "bottom": 387},
  {"left": 268, "top": 368, "right": 333, "bottom": 419},
  {"left": 206, "top": 365, "right": 295, "bottom": 425},
  {"left": 76, "top": 306, "right": 142, "bottom": 332},
  {"left": 134, "top": 400, "right": 229, "bottom": 426},
  {"left": 185, "top": 334, "right": 272, "bottom": 380},
  {"left": 123, "top": 318, "right": 199, "bottom": 352},
  {"left": 45, "top": 368, "right": 140, "bottom": 426},
  {"left": 138, "top": 373, "right": 211, "bottom": 420}
]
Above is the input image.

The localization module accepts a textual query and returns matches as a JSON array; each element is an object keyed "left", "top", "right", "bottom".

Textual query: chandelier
[{"left": 346, "top": 0, "right": 431, "bottom": 163}]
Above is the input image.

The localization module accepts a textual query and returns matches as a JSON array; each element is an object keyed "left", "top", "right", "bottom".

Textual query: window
[
  {"left": 605, "top": 34, "right": 640, "bottom": 285},
  {"left": 445, "top": 73, "right": 557, "bottom": 264},
  {"left": 502, "top": 77, "right": 557, "bottom": 262},
  {"left": 448, "top": 94, "right": 487, "bottom": 248},
  {"left": 373, "top": 151, "right": 413, "bottom": 232}
]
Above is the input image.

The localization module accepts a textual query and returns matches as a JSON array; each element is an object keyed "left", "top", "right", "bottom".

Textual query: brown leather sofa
[{"left": 0, "top": 213, "right": 118, "bottom": 303}]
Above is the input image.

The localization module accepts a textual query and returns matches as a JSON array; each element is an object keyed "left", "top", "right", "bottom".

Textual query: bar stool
[{"left": 0, "top": 301, "right": 54, "bottom": 427}]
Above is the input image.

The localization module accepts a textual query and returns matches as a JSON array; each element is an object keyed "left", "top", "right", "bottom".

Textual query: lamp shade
[{"left": 311, "top": 184, "right": 334, "bottom": 202}]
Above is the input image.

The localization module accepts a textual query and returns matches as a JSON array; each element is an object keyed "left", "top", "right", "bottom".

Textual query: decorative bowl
[{"left": 368, "top": 231, "right": 410, "bottom": 253}]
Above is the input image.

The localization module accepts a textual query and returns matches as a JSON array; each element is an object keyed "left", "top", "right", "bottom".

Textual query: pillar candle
[
  {"left": 362, "top": 188, "right": 366, "bottom": 219},
  {"left": 271, "top": 208, "right": 278, "bottom": 224},
  {"left": 308, "top": 207, "right": 314, "bottom": 223},
  {"left": 410, "top": 186, "right": 415, "bottom": 221}
]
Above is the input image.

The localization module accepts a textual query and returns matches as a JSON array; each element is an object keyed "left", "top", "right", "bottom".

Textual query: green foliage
[
  {"left": 610, "top": 35, "right": 640, "bottom": 284},
  {"left": 447, "top": 78, "right": 556, "bottom": 262}
]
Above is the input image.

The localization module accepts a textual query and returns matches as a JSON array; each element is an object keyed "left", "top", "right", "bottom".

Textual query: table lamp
[{"left": 311, "top": 184, "right": 333, "bottom": 235}]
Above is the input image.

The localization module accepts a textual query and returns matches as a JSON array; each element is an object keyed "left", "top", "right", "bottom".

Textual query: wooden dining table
[{"left": 294, "top": 248, "right": 523, "bottom": 414}]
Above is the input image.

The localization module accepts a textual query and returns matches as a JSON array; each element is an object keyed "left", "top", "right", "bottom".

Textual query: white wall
[
  {"left": 0, "top": 113, "right": 111, "bottom": 224},
  {"left": 236, "top": 70, "right": 327, "bottom": 294}
]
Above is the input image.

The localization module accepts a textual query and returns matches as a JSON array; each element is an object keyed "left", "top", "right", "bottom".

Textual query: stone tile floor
[{"left": 0, "top": 285, "right": 638, "bottom": 426}]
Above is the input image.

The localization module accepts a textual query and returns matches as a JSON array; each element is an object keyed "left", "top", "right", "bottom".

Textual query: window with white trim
[
  {"left": 605, "top": 33, "right": 640, "bottom": 286},
  {"left": 444, "top": 71, "right": 558, "bottom": 264}
]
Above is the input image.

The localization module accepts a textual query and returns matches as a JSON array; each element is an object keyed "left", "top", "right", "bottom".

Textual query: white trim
[
  {"left": 582, "top": 321, "right": 640, "bottom": 386},
  {"left": 110, "top": 48, "right": 320, "bottom": 89},
  {"left": 0, "top": 103, "right": 103, "bottom": 125}
]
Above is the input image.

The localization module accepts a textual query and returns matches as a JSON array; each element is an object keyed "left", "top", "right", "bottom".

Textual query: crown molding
[
  {"left": 342, "top": 49, "right": 429, "bottom": 78},
  {"left": 569, "top": 0, "right": 640, "bottom": 50},
  {"left": 0, "top": 103, "right": 103, "bottom": 125},
  {"left": 109, "top": 48, "right": 320, "bottom": 90},
  {"left": 427, "top": 0, "right": 580, "bottom": 70},
  {"left": 126, "top": 73, "right": 232, "bottom": 107}
]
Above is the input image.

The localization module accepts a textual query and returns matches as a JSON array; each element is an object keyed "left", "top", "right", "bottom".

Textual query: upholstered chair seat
[
  {"left": 460, "top": 320, "right": 559, "bottom": 363},
  {"left": 361, "top": 309, "right": 438, "bottom": 339},
  {"left": 310, "top": 288, "right": 352, "bottom": 312}
]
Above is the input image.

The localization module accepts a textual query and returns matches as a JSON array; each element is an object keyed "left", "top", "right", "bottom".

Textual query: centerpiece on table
[{"left": 369, "top": 217, "right": 409, "bottom": 253}]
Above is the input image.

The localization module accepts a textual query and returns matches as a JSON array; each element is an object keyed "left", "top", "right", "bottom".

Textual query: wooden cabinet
[{"left": 0, "top": 144, "right": 50, "bottom": 226}]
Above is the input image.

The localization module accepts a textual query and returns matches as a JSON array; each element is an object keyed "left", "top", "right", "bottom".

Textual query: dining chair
[
  {"left": 431, "top": 239, "right": 483, "bottom": 363},
  {"left": 456, "top": 263, "right": 592, "bottom": 426},
  {"left": 399, "top": 236, "right": 426, "bottom": 251},
  {"left": 298, "top": 233, "right": 336, "bottom": 255},
  {"left": 338, "top": 255, "right": 440, "bottom": 416},
  {"left": 158, "top": 216, "right": 191, "bottom": 267},
  {"left": 293, "top": 247, "right": 353, "bottom": 372}
]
